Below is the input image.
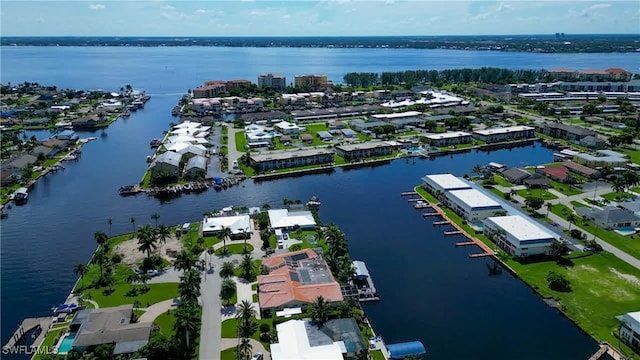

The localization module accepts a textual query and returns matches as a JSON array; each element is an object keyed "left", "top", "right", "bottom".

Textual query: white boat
[{"left": 14, "top": 188, "right": 29, "bottom": 204}]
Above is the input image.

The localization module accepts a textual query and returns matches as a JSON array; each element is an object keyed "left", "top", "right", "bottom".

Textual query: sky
[{"left": 1, "top": 0, "right": 639, "bottom": 37}]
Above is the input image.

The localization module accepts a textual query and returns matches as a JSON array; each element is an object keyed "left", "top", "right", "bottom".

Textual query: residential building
[
  {"left": 317, "top": 131, "right": 333, "bottom": 141},
  {"left": 4, "top": 153, "right": 38, "bottom": 171},
  {"left": 300, "top": 134, "right": 313, "bottom": 144},
  {"left": 421, "top": 174, "right": 471, "bottom": 195},
  {"left": 335, "top": 141, "right": 393, "bottom": 160},
  {"left": 258, "top": 73, "right": 286, "bottom": 92},
  {"left": 274, "top": 121, "right": 301, "bottom": 135},
  {"left": 54, "top": 130, "right": 79, "bottom": 142},
  {"left": 329, "top": 121, "right": 347, "bottom": 130},
  {"left": 245, "top": 124, "right": 275, "bottom": 147},
  {"left": 579, "top": 135, "right": 607, "bottom": 149},
  {"left": 258, "top": 249, "right": 343, "bottom": 314},
  {"left": 501, "top": 167, "right": 533, "bottom": 185},
  {"left": 425, "top": 131, "right": 472, "bottom": 147},
  {"left": 249, "top": 148, "right": 334, "bottom": 171},
  {"left": 539, "top": 122, "right": 595, "bottom": 142},
  {"left": 472, "top": 126, "right": 535, "bottom": 143},
  {"left": 268, "top": 209, "right": 316, "bottom": 230},
  {"left": 184, "top": 155, "right": 207, "bottom": 179},
  {"left": 576, "top": 206, "right": 640, "bottom": 230},
  {"left": 548, "top": 68, "right": 632, "bottom": 82},
  {"left": 150, "top": 151, "right": 181, "bottom": 177},
  {"left": 370, "top": 111, "right": 423, "bottom": 126},
  {"left": 573, "top": 150, "right": 628, "bottom": 167},
  {"left": 193, "top": 84, "right": 226, "bottom": 98},
  {"left": 562, "top": 160, "right": 600, "bottom": 178},
  {"left": 446, "top": 189, "right": 503, "bottom": 223},
  {"left": 201, "top": 214, "right": 251, "bottom": 237},
  {"left": 294, "top": 75, "right": 328, "bottom": 91},
  {"left": 31, "top": 145, "right": 58, "bottom": 158},
  {"left": 341, "top": 128, "right": 357, "bottom": 138},
  {"left": 617, "top": 311, "right": 640, "bottom": 351},
  {"left": 70, "top": 305, "right": 152, "bottom": 355},
  {"left": 349, "top": 120, "right": 391, "bottom": 132},
  {"left": 536, "top": 165, "right": 570, "bottom": 183},
  {"left": 270, "top": 318, "right": 366, "bottom": 360},
  {"left": 225, "top": 79, "right": 252, "bottom": 90},
  {"left": 483, "top": 215, "right": 557, "bottom": 257}
]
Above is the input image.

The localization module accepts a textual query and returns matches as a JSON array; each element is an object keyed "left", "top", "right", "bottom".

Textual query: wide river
[{"left": 3, "top": 46, "right": 638, "bottom": 359}]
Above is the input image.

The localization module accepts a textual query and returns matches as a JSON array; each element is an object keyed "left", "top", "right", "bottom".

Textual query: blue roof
[{"left": 387, "top": 341, "right": 426, "bottom": 359}]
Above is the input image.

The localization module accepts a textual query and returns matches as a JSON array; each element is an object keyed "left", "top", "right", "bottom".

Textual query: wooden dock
[
  {"left": 444, "top": 230, "right": 462, "bottom": 235},
  {"left": 587, "top": 343, "right": 625, "bottom": 360},
  {"left": 401, "top": 191, "right": 418, "bottom": 196},
  {"left": 414, "top": 203, "right": 430, "bottom": 209},
  {"left": 422, "top": 212, "right": 440, "bottom": 217},
  {"left": 3, "top": 317, "right": 51, "bottom": 352},
  {"left": 469, "top": 252, "right": 493, "bottom": 258},
  {"left": 456, "top": 241, "right": 476, "bottom": 246},
  {"left": 433, "top": 220, "right": 450, "bottom": 226},
  {"left": 407, "top": 198, "right": 423, "bottom": 202}
]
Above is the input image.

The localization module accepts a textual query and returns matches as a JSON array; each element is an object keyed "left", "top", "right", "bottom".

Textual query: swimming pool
[
  {"left": 615, "top": 227, "right": 638, "bottom": 236},
  {"left": 57, "top": 332, "right": 76, "bottom": 354}
]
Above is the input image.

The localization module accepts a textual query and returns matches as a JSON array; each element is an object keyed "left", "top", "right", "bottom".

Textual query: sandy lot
[{"left": 113, "top": 235, "right": 183, "bottom": 265}]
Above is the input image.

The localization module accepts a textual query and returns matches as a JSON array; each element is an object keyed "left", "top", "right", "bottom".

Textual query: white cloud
[
  {"left": 195, "top": 9, "right": 207, "bottom": 14},
  {"left": 88, "top": 4, "right": 105, "bottom": 10},
  {"left": 160, "top": 5, "right": 175, "bottom": 10},
  {"left": 590, "top": 3, "right": 611, "bottom": 10}
]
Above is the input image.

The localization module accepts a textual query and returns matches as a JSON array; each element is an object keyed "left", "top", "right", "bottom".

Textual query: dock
[
  {"left": 469, "top": 252, "right": 493, "bottom": 258},
  {"left": 413, "top": 203, "right": 430, "bottom": 209},
  {"left": 455, "top": 241, "right": 476, "bottom": 246},
  {"left": 587, "top": 342, "right": 626, "bottom": 360},
  {"left": 422, "top": 212, "right": 441, "bottom": 217},
  {"left": 444, "top": 230, "right": 462, "bottom": 235},
  {"left": 3, "top": 317, "right": 51, "bottom": 352},
  {"left": 433, "top": 220, "right": 450, "bottom": 226},
  {"left": 400, "top": 191, "right": 418, "bottom": 196},
  {"left": 407, "top": 198, "right": 423, "bottom": 202},
  {"left": 345, "top": 260, "right": 381, "bottom": 303}
]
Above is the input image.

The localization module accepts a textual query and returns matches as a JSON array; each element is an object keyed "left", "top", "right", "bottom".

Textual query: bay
[{"left": 2, "top": 45, "right": 625, "bottom": 358}]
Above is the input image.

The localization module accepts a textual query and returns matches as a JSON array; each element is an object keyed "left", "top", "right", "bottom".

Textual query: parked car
[
  {"left": 146, "top": 269, "right": 160, "bottom": 277},
  {"left": 251, "top": 353, "right": 264, "bottom": 360}
]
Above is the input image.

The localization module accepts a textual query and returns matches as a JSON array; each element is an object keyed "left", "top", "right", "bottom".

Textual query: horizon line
[{"left": 3, "top": 33, "right": 640, "bottom": 38}]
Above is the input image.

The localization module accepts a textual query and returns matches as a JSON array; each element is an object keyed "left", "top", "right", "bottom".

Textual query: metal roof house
[{"left": 387, "top": 341, "right": 426, "bottom": 359}]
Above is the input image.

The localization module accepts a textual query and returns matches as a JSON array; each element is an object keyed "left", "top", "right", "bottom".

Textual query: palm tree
[
  {"left": 261, "top": 203, "right": 271, "bottom": 210},
  {"left": 174, "top": 250, "right": 196, "bottom": 271},
  {"left": 545, "top": 202, "right": 553, "bottom": 217},
  {"left": 126, "top": 272, "right": 140, "bottom": 293},
  {"left": 73, "top": 263, "right": 87, "bottom": 279},
  {"left": 206, "top": 246, "right": 215, "bottom": 265},
  {"left": 310, "top": 296, "right": 329, "bottom": 326},
  {"left": 155, "top": 224, "right": 171, "bottom": 252},
  {"left": 179, "top": 269, "right": 202, "bottom": 306},
  {"left": 173, "top": 305, "right": 199, "bottom": 351},
  {"left": 239, "top": 254, "right": 255, "bottom": 281},
  {"left": 238, "top": 337, "right": 253, "bottom": 360},
  {"left": 107, "top": 218, "right": 113, "bottom": 238},
  {"left": 137, "top": 224, "right": 157, "bottom": 258},
  {"left": 567, "top": 213, "right": 577, "bottom": 231},
  {"left": 130, "top": 217, "right": 136, "bottom": 233},
  {"left": 220, "top": 226, "right": 232, "bottom": 251},
  {"left": 235, "top": 300, "right": 256, "bottom": 324},
  {"left": 220, "top": 278, "right": 237, "bottom": 306},
  {"left": 613, "top": 176, "right": 627, "bottom": 198},
  {"left": 93, "top": 248, "right": 108, "bottom": 284},
  {"left": 151, "top": 213, "right": 160, "bottom": 227},
  {"left": 219, "top": 261, "right": 235, "bottom": 279},
  {"left": 472, "top": 164, "right": 484, "bottom": 177},
  {"left": 138, "top": 273, "right": 151, "bottom": 292},
  {"left": 94, "top": 230, "right": 108, "bottom": 251}
]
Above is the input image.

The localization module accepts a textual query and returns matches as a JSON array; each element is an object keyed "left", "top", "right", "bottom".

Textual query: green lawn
[
  {"left": 140, "top": 170, "right": 152, "bottom": 188},
  {"left": 549, "top": 180, "right": 583, "bottom": 196},
  {"left": 220, "top": 347, "right": 238, "bottom": 360},
  {"left": 631, "top": 187, "right": 640, "bottom": 194},
  {"left": 83, "top": 282, "right": 179, "bottom": 308},
  {"left": 617, "top": 147, "right": 640, "bottom": 165},
  {"left": 154, "top": 310, "right": 176, "bottom": 337},
  {"left": 32, "top": 328, "right": 65, "bottom": 360},
  {"left": 600, "top": 191, "right": 637, "bottom": 201},
  {"left": 238, "top": 163, "right": 256, "bottom": 177},
  {"left": 570, "top": 200, "right": 589, "bottom": 208},
  {"left": 221, "top": 317, "right": 272, "bottom": 348},
  {"left": 488, "top": 186, "right": 507, "bottom": 199},
  {"left": 493, "top": 174, "right": 513, "bottom": 188},
  {"left": 235, "top": 131, "right": 247, "bottom": 152},
  {"left": 216, "top": 243, "right": 254, "bottom": 255},
  {"left": 517, "top": 188, "right": 558, "bottom": 200},
  {"left": 301, "top": 123, "right": 331, "bottom": 146},
  {"left": 370, "top": 350, "right": 385, "bottom": 360}
]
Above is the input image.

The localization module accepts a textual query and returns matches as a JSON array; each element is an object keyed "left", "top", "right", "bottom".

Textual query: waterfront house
[
  {"left": 70, "top": 305, "right": 152, "bottom": 355},
  {"left": 249, "top": 148, "right": 334, "bottom": 172},
  {"left": 445, "top": 189, "right": 503, "bottom": 223},
  {"left": 4, "top": 153, "right": 38, "bottom": 171},
  {"left": 71, "top": 115, "right": 101, "bottom": 128},
  {"left": 421, "top": 174, "right": 471, "bottom": 196},
  {"left": 201, "top": 214, "right": 251, "bottom": 237},
  {"left": 575, "top": 206, "right": 640, "bottom": 230},
  {"left": 258, "top": 249, "right": 343, "bottom": 315},
  {"left": 150, "top": 151, "right": 181, "bottom": 177},
  {"left": 270, "top": 318, "right": 366, "bottom": 360},
  {"left": 184, "top": 155, "right": 207, "bottom": 179},
  {"left": 23, "top": 118, "right": 51, "bottom": 126},
  {"left": 41, "top": 138, "right": 68, "bottom": 150},
  {"left": 425, "top": 131, "right": 473, "bottom": 147},
  {"left": 501, "top": 167, "right": 533, "bottom": 185},
  {"left": 617, "top": 311, "right": 640, "bottom": 351},
  {"left": 472, "top": 126, "right": 535, "bottom": 143},
  {"left": 483, "top": 215, "right": 557, "bottom": 257},
  {"left": 54, "top": 130, "right": 79, "bottom": 142},
  {"left": 31, "top": 145, "right": 58, "bottom": 158},
  {"left": 0, "top": 169, "right": 21, "bottom": 185},
  {"left": 334, "top": 141, "right": 393, "bottom": 160},
  {"left": 268, "top": 209, "right": 316, "bottom": 230}
]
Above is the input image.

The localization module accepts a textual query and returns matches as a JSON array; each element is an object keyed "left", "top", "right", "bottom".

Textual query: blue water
[
  {"left": 0, "top": 46, "right": 618, "bottom": 359},
  {"left": 57, "top": 333, "right": 76, "bottom": 354}
]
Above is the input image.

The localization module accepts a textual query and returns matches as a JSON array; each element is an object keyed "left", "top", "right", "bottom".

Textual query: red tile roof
[{"left": 538, "top": 166, "right": 568, "bottom": 180}]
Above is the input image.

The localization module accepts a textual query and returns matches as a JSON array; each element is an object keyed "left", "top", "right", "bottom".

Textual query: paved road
[
  {"left": 494, "top": 181, "right": 640, "bottom": 270},
  {"left": 220, "top": 338, "right": 270, "bottom": 359},
  {"left": 226, "top": 126, "right": 243, "bottom": 171}
]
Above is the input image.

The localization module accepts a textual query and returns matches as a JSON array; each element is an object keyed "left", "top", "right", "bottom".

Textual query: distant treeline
[
  {"left": 342, "top": 68, "right": 546, "bottom": 87},
  {"left": 2, "top": 34, "right": 639, "bottom": 53}
]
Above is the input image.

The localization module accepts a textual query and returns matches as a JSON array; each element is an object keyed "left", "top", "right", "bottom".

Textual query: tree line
[{"left": 343, "top": 68, "right": 548, "bottom": 87}]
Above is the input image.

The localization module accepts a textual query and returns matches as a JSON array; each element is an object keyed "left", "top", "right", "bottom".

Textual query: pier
[
  {"left": 407, "top": 198, "right": 423, "bottom": 202},
  {"left": 433, "top": 220, "right": 450, "bottom": 226},
  {"left": 444, "top": 230, "right": 463, "bottom": 235},
  {"left": 400, "top": 191, "right": 418, "bottom": 196},
  {"left": 413, "top": 203, "right": 430, "bottom": 209},
  {"left": 422, "top": 212, "right": 440, "bottom": 217},
  {"left": 455, "top": 241, "right": 476, "bottom": 246},
  {"left": 587, "top": 342, "right": 626, "bottom": 360},
  {"left": 3, "top": 317, "right": 51, "bottom": 352}
]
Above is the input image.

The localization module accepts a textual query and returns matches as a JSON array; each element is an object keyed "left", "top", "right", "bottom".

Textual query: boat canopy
[{"left": 387, "top": 341, "right": 426, "bottom": 359}]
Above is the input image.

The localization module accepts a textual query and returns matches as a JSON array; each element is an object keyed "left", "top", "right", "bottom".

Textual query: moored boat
[
  {"left": 306, "top": 195, "right": 321, "bottom": 207},
  {"left": 150, "top": 138, "right": 162, "bottom": 148},
  {"left": 14, "top": 188, "right": 29, "bottom": 205},
  {"left": 119, "top": 184, "right": 141, "bottom": 196}
]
